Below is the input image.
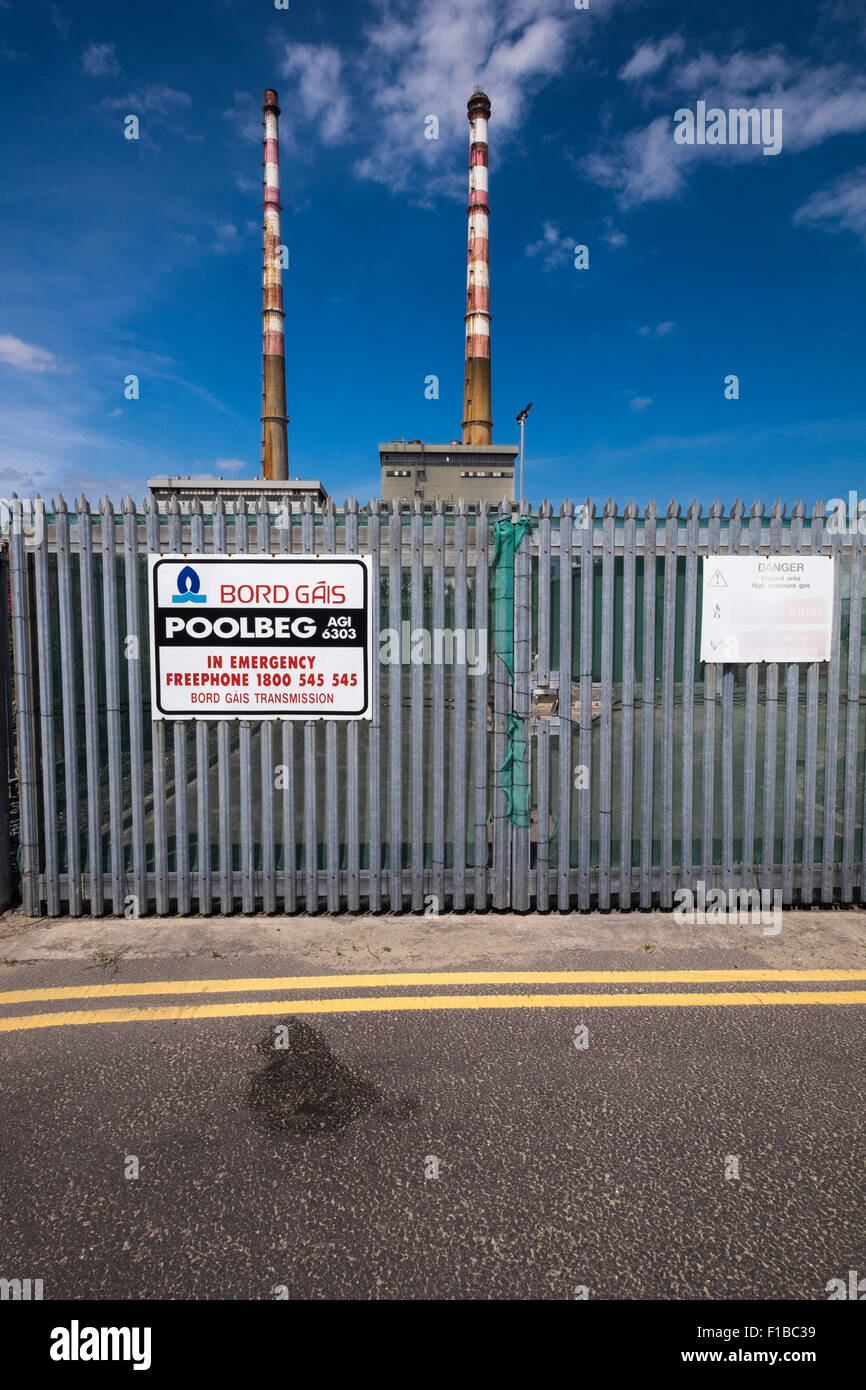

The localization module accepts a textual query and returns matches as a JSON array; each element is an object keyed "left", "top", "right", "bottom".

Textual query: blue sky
[{"left": 1, "top": 0, "right": 865, "bottom": 509}]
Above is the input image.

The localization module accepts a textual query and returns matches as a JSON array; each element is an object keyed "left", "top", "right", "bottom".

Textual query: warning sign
[
  {"left": 699, "top": 555, "right": 835, "bottom": 663},
  {"left": 149, "top": 555, "right": 372, "bottom": 719}
]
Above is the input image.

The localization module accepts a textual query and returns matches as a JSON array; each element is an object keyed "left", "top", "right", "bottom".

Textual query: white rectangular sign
[
  {"left": 700, "top": 555, "right": 835, "bottom": 663},
  {"left": 149, "top": 554, "right": 372, "bottom": 719}
]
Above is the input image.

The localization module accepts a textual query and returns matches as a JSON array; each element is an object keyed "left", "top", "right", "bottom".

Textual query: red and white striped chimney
[
  {"left": 261, "top": 88, "right": 289, "bottom": 480},
  {"left": 462, "top": 87, "right": 492, "bottom": 446}
]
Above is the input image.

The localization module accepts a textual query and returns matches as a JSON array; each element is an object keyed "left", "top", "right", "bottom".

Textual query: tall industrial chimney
[
  {"left": 261, "top": 88, "right": 289, "bottom": 480},
  {"left": 462, "top": 87, "right": 492, "bottom": 446}
]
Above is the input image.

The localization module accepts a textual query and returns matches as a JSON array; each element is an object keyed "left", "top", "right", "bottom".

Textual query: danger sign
[
  {"left": 699, "top": 555, "right": 835, "bottom": 663},
  {"left": 149, "top": 555, "right": 372, "bottom": 719}
]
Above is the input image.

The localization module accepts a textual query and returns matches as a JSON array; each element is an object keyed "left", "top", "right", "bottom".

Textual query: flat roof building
[
  {"left": 148, "top": 477, "right": 329, "bottom": 511},
  {"left": 379, "top": 442, "right": 517, "bottom": 508}
]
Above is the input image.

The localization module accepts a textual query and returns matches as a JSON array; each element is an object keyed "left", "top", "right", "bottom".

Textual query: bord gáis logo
[{"left": 172, "top": 564, "right": 207, "bottom": 604}]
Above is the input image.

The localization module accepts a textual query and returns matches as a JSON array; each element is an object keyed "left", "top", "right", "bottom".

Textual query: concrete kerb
[{"left": 1, "top": 909, "right": 865, "bottom": 971}]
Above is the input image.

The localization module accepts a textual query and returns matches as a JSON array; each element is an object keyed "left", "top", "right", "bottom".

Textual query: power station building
[
  {"left": 147, "top": 476, "right": 327, "bottom": 511},
  {"left": 379, "top": 88, "right": 518, "bottom": 509},
  {"left": 379, "top": 441, "right": 517, "bottom": 507}
]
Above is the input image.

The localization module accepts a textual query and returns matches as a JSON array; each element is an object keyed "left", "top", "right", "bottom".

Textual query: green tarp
[
  {"left": 492, "top": 516, "right": 532, "bottom": 827},
  {"left": 499, "top": 712, "right": 531, "bottom": 828},
  {"left": 491, "top": 515, "right": 531, "bottom": 680}
]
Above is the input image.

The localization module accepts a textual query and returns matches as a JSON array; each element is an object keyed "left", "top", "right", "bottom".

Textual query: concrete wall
[{"left": 381, "top": 464, "right": 515, "bottom": 506}]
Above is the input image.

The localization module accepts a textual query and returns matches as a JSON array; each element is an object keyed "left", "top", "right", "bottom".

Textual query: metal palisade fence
[{"left": 2, "top": 492, "right": 864, "bottom": 917}]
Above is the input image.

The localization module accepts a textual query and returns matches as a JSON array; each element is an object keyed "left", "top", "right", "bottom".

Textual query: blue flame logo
[{"left": 172, "top": 565, "right": 207, "bottom": 604}]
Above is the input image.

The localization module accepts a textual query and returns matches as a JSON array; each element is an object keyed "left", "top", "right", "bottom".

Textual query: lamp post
[{"left": 516, "top": 402, "right": 533, "bottom": 506}]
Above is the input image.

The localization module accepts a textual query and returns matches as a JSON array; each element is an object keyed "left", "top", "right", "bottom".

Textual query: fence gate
[{"left": 3, "top": 494, "right": 864, "bottom": 917}]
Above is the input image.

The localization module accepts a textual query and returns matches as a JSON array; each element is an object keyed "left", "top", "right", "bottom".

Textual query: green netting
[
  {"left": 499, "top": 712, "right": 531, "bottom": 828},
  {"left": 491, "top": 515, "right": 531, "bottom": 678},
  {"left": 492, "top": 516, "right": 532, "bottom": 825}
]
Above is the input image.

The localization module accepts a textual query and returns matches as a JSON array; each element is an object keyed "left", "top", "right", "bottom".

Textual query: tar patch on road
[{"left": 248, "top": 1019, "right": 383, "bottom": 1135}]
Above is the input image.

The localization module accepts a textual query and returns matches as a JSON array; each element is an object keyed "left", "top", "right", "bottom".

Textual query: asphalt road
[{"left": 0, "top": 949, "right": 864, "bottom": 1301}]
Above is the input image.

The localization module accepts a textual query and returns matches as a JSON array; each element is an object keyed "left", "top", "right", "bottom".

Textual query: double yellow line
[{"left": 1, "top": 969, "right": 865, "bottom": 1033}]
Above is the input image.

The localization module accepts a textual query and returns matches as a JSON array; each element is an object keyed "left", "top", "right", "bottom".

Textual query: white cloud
[
  {"left": 0, "top": 336, "right": 60, "bottom": 373},
  {"left": 211, "top": 458, "right": 248, "bottom": 473},
  {"left": 677, "top": 51, "right": 866, "bottom": 149},
  {"left": 354, "top": 1, "right": 572, "bottom": 193},
  {"left": 0, "top": 344, "right": 243, "bottom": 503},
  {"left": 675, "top": 48, "right": 792, "bottom": 91},
  {"left": 243, "top": 1, "right": 626, "bottom": 198},
  {"left": 272, "top": 0, "right": 622, "bottom": 198},
  {"left": 175, "top": 221, "right": 255, "bottom": 257},
  {"left": 48, "top": 5, "right": 70, "bottom": 41},
  {"left": 582, "top": 416, "right": 866, "bottom": 467},
  {"left": 82, "top": 42, "right": 120, "bottom": 77},
  {"left": 583, "top": 115, "right": 686, "bottom": 208},
  {"left": 585, "top": 42, "right": 866, "bottom": 207},
  {"left": 224, "top": 92, "right": 261, "bottom": 144},
  {"left": 619, "top": 35, "right": 684, "bottom": 82},
  {"left": 794, "top": 166, "right": 866, "bottom": 242},
  {"left": 638, "top": 321, "right": 676, "bottom": 338},
  {"left": 784, "top": 71, "right": 866, "bottom": 147},
  {"left": 629, "top": 395, "right": 653, "bottom": 412},
  {"left": 154, "top": 373, "right": 243, "bottom": 421},
  {"left": 818, "top": 0, "right": 866, "bottom": 48},
  {"left": 280, "top": 44, "right": 350, "bottom": 146},
  {"left": 101, "top": 85, "right": 191, "bottom": 116},
  {"left": 0, "top": 401, "right": 163, "bottom": 503},
  {"left": 600, "top": 219, "right": 627, "bottom": 247},
  {"left": 524, "top": 221, "right": 578, "bottom": 269}
]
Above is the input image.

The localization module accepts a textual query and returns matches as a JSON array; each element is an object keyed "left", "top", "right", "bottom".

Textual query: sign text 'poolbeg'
[
  {"left": 699, "top": 555, "right": 835, "bottom": 663},
  {"left": 148, "top": 554, "right": 372, "bottom": 719}
]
